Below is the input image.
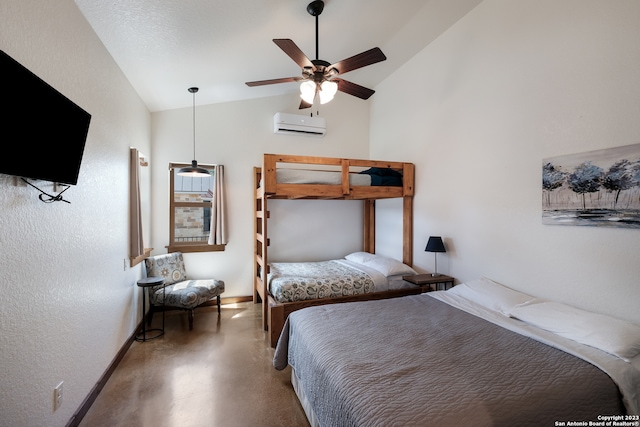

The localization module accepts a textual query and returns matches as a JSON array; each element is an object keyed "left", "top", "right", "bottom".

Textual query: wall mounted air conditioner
[{"left": 273, "top": 112, "right": 326, "bottom": 137}]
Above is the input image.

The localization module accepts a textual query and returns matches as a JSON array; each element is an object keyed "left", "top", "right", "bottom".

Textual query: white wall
[
  {"left": 371, "top": 0, "right": 640, "bottom": 324},
  {"left": 150, "top": 94, "right": 371, "bottom": 296},
  {"left": 0, "top": 1, "right": 151, "bottom": 426}
]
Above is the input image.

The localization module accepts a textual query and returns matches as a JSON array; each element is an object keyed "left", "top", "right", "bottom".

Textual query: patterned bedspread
[
  {"left": 275, "top": 294, "right": 629, "bottom": 426},
  {"left": 268, "top": 260, "right": 377, "bottom": 303}
]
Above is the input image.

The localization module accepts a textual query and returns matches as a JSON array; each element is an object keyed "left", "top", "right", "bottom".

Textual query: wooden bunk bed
[{"left": 254, "top": 153, "right": 418, "bottom": 346}]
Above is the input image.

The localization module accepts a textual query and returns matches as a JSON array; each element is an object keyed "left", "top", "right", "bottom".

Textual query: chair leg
[
  {"left": 188, "top": 309, "right": 194, "bottom": 330},
  {"left": 217, "top": 295, "right": 221, "bottom": 314}
]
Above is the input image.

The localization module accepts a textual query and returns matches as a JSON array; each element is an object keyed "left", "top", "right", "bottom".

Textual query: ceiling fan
[{"left": 245, "top": 0, "right": 387, "bottom": 109}]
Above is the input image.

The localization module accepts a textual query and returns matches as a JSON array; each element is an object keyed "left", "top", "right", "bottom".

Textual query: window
[{"left": 167, "top": 162, "right": 225, "bottom": 253}]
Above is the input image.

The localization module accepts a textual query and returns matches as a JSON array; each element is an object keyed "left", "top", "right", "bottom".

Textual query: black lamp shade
[
  {"left": 425, "top": 236, "right": 446, "bottom": 253},
  {"left": 178, "top": 160, "right": 210, "bottom": 177}
]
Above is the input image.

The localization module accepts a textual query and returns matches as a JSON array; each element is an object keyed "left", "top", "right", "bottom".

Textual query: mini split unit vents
[{"left": 273, "top": 113, "right": 326, "bottom": 137}]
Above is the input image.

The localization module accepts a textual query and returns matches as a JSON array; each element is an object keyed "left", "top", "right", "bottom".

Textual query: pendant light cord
[{"left": 188, "top": 87, "right": 199, "bottom": 161}]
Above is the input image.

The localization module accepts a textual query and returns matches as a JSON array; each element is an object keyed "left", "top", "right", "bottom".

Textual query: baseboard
[
  {"left": 65, "top": 296, "right": 253, "bottom": 426},
  {"left": 66, "top": 321, "right": 139, "bottom": 427}
]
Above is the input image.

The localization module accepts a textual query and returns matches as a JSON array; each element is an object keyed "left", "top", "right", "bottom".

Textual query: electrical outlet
[
  {"left": 124, "top": 258, "right": 128, "bottom": 271},
  {"left": 54, "top": 381, "right": 63, "bottom": 410}
]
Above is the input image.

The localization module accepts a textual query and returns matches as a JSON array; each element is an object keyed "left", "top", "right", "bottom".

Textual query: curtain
[
  {"left": 208, "top": 164, "right": 228, "bottom": 245},
  {"left": 129, "top": 148, "right": 144, "bottom": 258}
]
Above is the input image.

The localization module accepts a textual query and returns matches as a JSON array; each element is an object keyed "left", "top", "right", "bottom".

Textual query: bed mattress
[
  {"left": 276, "top": 169, "right": 371, "bottom": 186},
  {"left": 275, "top": 293, "right": 637, "bottom": 426},
  {"left": 274, "top": 167, "right": 403, "bottom": 187}
]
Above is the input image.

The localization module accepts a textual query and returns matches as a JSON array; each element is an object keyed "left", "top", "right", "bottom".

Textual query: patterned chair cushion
[
  {"left": 145, "top": 252, "right": 187, "bottom": 286},
  {"left": 149, "top": 279, "right": 225, "bottom": 309},
  {"left": 144, "top": 252, "right": 225, "bottom": 310}
]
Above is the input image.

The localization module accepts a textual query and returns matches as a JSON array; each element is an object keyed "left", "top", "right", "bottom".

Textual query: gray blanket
[{"left": 274, "top": 294, "right": 625, "bottom": 427}]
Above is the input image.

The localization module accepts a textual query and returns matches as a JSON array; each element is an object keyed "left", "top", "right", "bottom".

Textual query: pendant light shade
[
  {"left": 178, "top": 87, "right": 210, "bottom": 177},
  {"left": 179, "top": 159, "right": 210, "bottom": 177}
]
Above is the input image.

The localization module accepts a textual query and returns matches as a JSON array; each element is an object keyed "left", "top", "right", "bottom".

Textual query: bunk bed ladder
[{"left": 254, "top": 167, "right": 270, "bottom": 330}]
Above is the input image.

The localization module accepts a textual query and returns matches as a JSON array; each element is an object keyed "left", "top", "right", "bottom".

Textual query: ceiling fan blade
[
  {"left": 273, "top": 39, "right": 314, "bottom": 70},
  {"left": 245, "top": 77, "right": 302, "bottom": 87},
  {"left": 299, "top": 99, "right": 312, "bottom": 109},
  {"left": 333, "top": 78, "right": 375, "bottom": 100},
  {"left": 329, "top": 47, "right": 386, "bottom": 75}
]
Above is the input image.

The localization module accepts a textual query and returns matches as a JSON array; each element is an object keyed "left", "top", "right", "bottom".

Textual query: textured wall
[
  {"left": 371, "top": 0, "right": 640, "bottom": 324},
  {"left": 0, "top": 1, "right": 150, "bottom": 426}
]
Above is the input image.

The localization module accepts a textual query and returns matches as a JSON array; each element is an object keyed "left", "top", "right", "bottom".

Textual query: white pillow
[
  {"left": 447, "top": 277, "right": 535, "bottom": 315},
  {"left": 344, "top": 252, "right": 378, "bottom": 265},
  {"left": 364, "top": 255, "right": 417, "bottom": 277},
  {"left": 509, "top": 300, "right": 640, "bottom": 361},
  {"left": 345, "top": 252, "right": 416, "bottom": 277}
]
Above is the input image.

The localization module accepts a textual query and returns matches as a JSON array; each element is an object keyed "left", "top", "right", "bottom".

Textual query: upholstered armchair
[{"left": 144, "top": 252, "right": 225, "bottom": 330}]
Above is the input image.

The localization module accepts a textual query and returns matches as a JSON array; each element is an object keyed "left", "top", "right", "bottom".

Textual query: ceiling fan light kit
[
  {"left": 318, "top": 80, "right": 338, "bottom": 104},
  {"left": 300, "top": 81, "right": 316, "bottom": 104},
  {"left": 245, "top": 0, "right": 386, "bottom": 109}
]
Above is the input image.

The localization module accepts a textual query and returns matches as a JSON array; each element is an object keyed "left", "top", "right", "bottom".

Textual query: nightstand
[{"left": 402, "top": 274, "right": 454, "bottom": 291}]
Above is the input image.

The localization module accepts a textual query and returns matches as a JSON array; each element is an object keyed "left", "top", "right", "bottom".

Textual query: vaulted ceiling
[{"left": 75, "top": 0, "right": 482, "bottom": 112}]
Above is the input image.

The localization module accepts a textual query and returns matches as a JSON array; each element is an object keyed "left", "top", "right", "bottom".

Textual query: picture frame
[{"left": 542, "top": 143, "right": 640, "bottom": 228}]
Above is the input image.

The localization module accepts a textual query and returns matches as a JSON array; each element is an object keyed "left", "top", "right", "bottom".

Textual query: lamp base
[{"left": 431, "top": 273, "right": 440, "bottom": 277}]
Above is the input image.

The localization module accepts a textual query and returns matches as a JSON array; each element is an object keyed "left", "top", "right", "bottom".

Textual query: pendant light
[{"left": 178, "top": 87, "right": 210, "bottom": 177}]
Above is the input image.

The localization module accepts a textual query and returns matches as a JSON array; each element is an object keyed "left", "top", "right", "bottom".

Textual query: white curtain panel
[{"left": 208, "top": 164, "right": 228, "bottom": 245}]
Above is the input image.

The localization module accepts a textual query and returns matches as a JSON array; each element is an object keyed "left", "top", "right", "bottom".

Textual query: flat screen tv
[{"left": 1, "top": 50, "right": 91, "bottom": 185}]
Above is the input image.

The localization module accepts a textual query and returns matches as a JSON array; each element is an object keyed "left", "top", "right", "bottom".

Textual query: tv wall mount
[{"left": 20, "top": 177, "right": 71, "bottom": 203}]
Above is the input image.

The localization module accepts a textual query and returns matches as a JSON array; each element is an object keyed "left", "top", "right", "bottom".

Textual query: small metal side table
[
  {"left": 135, "top": 277, "right": 165, "bottom": 342},
  {"left": 402, "top": 274, "right": 454, "bottom": 292}
]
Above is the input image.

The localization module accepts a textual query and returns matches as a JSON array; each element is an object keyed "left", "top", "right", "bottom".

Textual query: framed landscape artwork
[{"left": 542, "top": 143, "right": 640, "bottom": 229}]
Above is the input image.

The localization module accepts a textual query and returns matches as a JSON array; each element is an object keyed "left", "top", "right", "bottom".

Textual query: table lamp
[{"left": 425, "top": 236, "right": 446, "bottom": 277}]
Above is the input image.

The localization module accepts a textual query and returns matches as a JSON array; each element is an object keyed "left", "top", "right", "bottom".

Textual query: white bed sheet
[{"left": 336, "top": 259, "right": 416, "bottom": 291}]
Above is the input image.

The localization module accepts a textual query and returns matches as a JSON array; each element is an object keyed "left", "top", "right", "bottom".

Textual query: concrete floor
[{"left": 79, "top": 302, "right": 309, "bottom": 427}]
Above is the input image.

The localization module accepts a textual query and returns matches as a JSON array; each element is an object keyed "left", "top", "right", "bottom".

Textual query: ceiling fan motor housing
[{"left": 306, "top": 59, "right": 335, "bottom": 83}]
